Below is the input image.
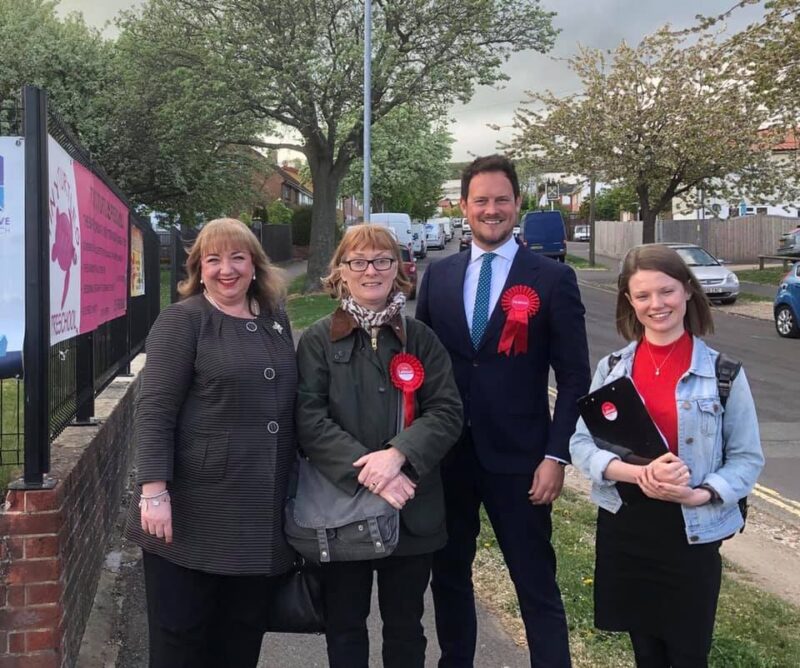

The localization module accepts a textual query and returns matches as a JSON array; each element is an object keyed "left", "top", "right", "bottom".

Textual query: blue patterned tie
[{"left": 471, "top": 252, "right": 496, "bottom": 349}]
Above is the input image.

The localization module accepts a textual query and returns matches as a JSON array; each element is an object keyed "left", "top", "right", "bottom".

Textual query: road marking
[
  {"left": 548, "top": 386, "right": 800, "bottom": 517},
  {"left": 753, "top": 484, "right": 800, "bottom": 518}
]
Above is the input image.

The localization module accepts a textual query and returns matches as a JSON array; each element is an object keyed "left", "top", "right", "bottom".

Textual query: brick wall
[{"left": 0, "top": 374, "right": 138, "bottom": 667}]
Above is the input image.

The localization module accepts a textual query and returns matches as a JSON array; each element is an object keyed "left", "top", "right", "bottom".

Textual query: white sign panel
[{"left": 0, "top": 137, "right": 25, "bottom": 378}]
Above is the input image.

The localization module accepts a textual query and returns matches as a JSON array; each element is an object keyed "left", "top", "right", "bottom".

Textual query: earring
[
  {"left": 252, "top": 274, "right": 256, "bottom": 281},
  {"left": 200, "top": 278, "right": 204, "bottom": 285}
]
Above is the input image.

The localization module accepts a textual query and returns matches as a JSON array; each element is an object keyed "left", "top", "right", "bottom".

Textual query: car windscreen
[
  {"left": 675, "top": 247, "right": 718, "bottom": 266},
  {"left": 400, "top": 248, "right": 412, "bottom": 261}
]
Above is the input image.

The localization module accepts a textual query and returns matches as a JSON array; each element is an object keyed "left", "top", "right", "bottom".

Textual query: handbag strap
[
  {"left": 316, "top": 529, "right": 331, "bottom": 563},
  {"left": 395, "top": 315, "right": 409, "bottom": 434}
]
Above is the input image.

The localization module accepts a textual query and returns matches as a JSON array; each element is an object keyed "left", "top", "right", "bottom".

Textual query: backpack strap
[
  {"left": 715, "top": 353, "right": 742, "bottom": 409},
  {"left": 607, "top": 353, "right": 622, "bottom": 374}
]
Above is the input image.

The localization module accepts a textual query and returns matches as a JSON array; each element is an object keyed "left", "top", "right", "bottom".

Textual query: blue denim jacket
[{"left": 569, "top": 337, "right": 764, "bottom": 544}]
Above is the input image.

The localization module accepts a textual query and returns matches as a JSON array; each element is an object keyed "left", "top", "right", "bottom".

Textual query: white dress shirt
[{"left": 463, "top": 235, "right": 520, "bottom": 332}]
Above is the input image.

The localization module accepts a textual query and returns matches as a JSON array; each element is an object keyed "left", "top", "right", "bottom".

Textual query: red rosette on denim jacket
[
  {"left": 390, "top": 353, "right": 425, "bottom": 428},
  {"left": 497, "top": 285, "right": 540, "bottom": 356}
]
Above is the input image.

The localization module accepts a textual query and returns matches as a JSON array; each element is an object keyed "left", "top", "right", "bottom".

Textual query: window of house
[{"left": 756, "top": 207, "right": 768, "bottom": 215}]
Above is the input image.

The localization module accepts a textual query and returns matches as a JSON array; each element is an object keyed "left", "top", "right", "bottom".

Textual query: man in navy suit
[{"left": 416, "top": 155, "right": 590, "bottom": 667}]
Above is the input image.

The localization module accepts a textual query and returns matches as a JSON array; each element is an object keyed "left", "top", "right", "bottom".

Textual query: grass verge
[
  {"left": 473, "top": 487, "right": 800, "bottom": 667},
  {"left": 160, "top": 268, "right": 171, "bottom": 311},
  {"left": 736, "top": 292, "right": 772, "bottom": 304},
  {"left": 0, "top": 379, "right": 23, "bottom": 488},
  {"left": 286, "top": 294, "right": 337, "bottom": 330},
  {"left": 736, "top": 267, "right": 791, "bottom": 286},
  {"left": 567, "top": 254, "right": 606, "bottom": 270}
]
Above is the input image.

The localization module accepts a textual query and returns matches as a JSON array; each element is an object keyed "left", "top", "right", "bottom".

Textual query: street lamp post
[{"left": 363, "top": 0, "right": 372, "bottom": 222}]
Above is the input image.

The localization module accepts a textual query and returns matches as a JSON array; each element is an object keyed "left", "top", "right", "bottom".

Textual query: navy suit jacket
[{"left": 416, "top": 246, "right": 591, "bottom": 474}]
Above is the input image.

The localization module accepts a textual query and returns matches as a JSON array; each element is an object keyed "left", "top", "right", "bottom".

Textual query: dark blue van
[{"left": 519, "top": 211, "right": 567, "bottom": 262}]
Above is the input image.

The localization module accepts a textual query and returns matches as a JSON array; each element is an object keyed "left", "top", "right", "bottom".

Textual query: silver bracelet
[
  {"left": 141, "top": 489, "right": 169, "bottom": 500},
  {"left": 139, "top": 490, "right": 170, "bottom": 511}
]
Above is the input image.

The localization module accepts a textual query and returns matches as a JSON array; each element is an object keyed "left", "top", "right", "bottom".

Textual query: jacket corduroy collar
[{"left": 329, "top": 307, "right": 406, "bottom": 345}]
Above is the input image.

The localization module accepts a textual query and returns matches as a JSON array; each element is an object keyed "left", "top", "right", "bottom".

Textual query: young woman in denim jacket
[{"left": 570, "top": 244, "right": 764, "bottom": 668}]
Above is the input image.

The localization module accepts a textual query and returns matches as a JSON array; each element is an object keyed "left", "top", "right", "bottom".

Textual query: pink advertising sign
[{"left": 48, "top": 137, "right": 129, "bottom": 344}]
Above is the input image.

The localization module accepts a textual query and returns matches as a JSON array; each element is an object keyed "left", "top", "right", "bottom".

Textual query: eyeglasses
[{"left": 341, "top": 257, "right": 396, "bottom": 272}]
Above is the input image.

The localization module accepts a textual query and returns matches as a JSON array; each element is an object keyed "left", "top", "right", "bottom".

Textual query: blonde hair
[
  {"left": 616, "top": 244, "right": 714, "bottom": 341},
  {"left": 178, "top": 218, "right": 286, "bottom": 313},
  {"left": 322, "top": 224, "right": 412, "bottom": 299}
]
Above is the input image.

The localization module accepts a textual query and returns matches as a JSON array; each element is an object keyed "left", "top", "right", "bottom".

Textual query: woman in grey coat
[
  {"left": 124, "top": 218, "right": 296, "bottom": 668},
  {"left": 296, "top": 224, "right": 463, "bottom": 668}
]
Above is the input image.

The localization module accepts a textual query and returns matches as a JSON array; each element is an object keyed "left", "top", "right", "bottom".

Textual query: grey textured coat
[
  {"left": 295, "top": 309, "right": 463, "bottom": 556},
  {"left": 124, "top": 294, "right": 297, "bottom": 575}
]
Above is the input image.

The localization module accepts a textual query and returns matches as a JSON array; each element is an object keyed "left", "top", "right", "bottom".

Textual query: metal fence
[{"left": 0, "top": 86, "right": 160, "bottom": 487}]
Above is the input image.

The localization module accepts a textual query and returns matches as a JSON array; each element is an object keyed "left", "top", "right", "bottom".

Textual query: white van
[
  {"left": 425, "top": 220, "right": 445, "bottom": 250},
  {"left": 411, "top": 222, "right": 427, "bottom": 258},
  {"left": 370, "top": 212, "right": 414, "bottom": 253},
  {"left": 441, "top": 218, "right": 453, "bottom": 242}
]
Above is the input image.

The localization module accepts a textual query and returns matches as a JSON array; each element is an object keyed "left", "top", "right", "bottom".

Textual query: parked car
[
  {"left": 513, "top": 225, "right": 521, "bottom": 240},
  {"left": 452, "top": 217, "right": 463, "bottom": 228},
  {"left": 425, "top": 220, "right": 446, "bottom": 250},
  {"left": 519, "top": 210, "right": 567, "bottom": 262},
  {"left": 777, "top": 228, "right": 800, "bottom": 257},
  {"left": 411, "top": 222, "right": 427, "bottom": 258},
  {"left": 400, "top": 247, "right": 418, "bottom": 300},
  {"left": 573, "top": 224, "right": 590, "bottom": 242},
  {"left": 441, "top": 218, "right": 454, "bottom": 242},
  {"left": 459, "top": 229, "right": 473, "bottom": 252},
  {"left": 663, "top": 243, "right": 740, "bottom": 304},
  {"left": 774, "top": 261, "right": 800, "bottom": 338}
]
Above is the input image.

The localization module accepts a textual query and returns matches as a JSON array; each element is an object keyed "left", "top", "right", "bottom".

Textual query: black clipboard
[{"left": 577, "top": 377, "right": 668, "bottom": 503}]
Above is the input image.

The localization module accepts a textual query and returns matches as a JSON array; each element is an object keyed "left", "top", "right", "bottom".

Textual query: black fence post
[
  {"left": 170, "top": 225, "right": 180, "bottom": 305},
  {"left": 15, "top": 85, "right": 55, "bottom": 489}
]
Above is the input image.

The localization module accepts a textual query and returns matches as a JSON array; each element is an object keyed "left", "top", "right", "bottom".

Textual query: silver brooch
[{"left": 272, "top": 321, "right": 284, "bottom": 334}]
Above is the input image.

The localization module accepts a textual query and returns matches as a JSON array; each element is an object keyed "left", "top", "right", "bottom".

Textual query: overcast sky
[{"left": 59, "top": 0, "right": 767, "bottom": 161}]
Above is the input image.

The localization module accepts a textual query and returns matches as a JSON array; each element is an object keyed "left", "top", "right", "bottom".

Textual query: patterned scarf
[{"left": 340, "top": 291, "right": 406, "bottom": 334}]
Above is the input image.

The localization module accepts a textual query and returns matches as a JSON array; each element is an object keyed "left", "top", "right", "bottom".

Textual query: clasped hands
[
  {"left": 353, "top": 447, "right": 415, "bottom": 510},
  {"left": 636, "top": 452, "right": 710, "bottom": 507}
]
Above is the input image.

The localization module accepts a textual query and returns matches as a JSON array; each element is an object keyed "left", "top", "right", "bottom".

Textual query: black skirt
[{"left": 594, "top": 496, "right": 721, "bottom": 652}]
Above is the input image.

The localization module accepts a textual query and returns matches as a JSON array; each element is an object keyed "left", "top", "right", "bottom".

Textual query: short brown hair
[
  {"left": 322, "top": 224, "right": 411, "bottom": 299},
  {"left": 178, "top": 218, "right": 286, "bottom": 313},
  {"left": 461, "top": 154, "right": 520, "bottom": 201},
  {"left": 616, "top": 244, "right": 714, "bottom": 341}
]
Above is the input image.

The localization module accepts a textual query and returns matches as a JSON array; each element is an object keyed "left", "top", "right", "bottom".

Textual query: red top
[{"left": 631, "top": 332, "right": 693, "bottom": 454}]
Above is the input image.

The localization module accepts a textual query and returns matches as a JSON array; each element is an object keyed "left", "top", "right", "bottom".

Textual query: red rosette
[
  {"left": 390, "top": 353, "right": 425, "bottom": 428},
  {"left": 497, "top": 285, "right": 540, "bottom": 356}
]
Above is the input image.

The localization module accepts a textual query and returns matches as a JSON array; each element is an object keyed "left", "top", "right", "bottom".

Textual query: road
[{"left": 413, "top": 235, "right": 800, "bottom": 509}]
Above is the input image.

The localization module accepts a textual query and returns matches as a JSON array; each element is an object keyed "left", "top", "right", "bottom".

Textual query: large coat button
[
  {"left": 264, "top": 368, "right": 276, "bottom": 380},
  {"left": 246, "top": 321, "right": 258, "bottom": 332},
  {"left": 267, "top": 421, "right": 280, "bottom": 434}
]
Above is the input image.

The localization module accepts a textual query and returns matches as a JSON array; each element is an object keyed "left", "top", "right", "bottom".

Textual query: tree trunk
[
  {"left": 641, "top": 206, "right": 657, "bottom": 244},
  {"left": 306, "top": 155, "right": 345, "bottom": 293}
]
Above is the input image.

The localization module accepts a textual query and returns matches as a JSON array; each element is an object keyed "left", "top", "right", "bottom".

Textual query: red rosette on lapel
[
  {"left": 497, "top": 285, "right": 540, "bottom": 356},
  {"left": 390, "top": 353, "right": 425, "bottom": 429}
]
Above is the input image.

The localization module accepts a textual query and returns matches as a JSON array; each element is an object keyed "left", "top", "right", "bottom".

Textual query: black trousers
[
  {"left": 321, "top": 552, "right": 433, "bottom": 668},
  {"left": 630, "top": 631, "right": 710, "bottom": 668},
  {"left": 143, "top": 550, "right": 278, "bottom": 668},
  {"left": 432, "top": 436, "right": 571, "bottom": 668}
]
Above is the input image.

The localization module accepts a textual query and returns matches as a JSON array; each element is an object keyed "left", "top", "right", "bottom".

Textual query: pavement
[{"left": 77, "top": 253, "right": 531, "bottom": 668}]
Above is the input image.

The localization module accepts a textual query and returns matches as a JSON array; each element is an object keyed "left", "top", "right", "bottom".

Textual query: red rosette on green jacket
[{"left": 390, "top": 353, "right": 425, "bottom": 428}]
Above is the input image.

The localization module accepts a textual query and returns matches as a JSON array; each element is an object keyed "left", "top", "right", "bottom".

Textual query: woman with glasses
[{"left": 295, "top": 224, "right": 462, "bottom": 667}]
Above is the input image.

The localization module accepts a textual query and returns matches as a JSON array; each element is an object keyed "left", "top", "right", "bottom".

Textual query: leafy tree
[
  {"left": 579, "top": 185, "right": 638, "bottom": 220},
  {"left": 117, "top": 0, "right": 558, "bottom": 289},
  {"left": 266, "top": 199, "right": 293, "bottom": 225},
  {"left": 341, "top": 106, "right": 454, "bottom": 221},
  {"left": 506, "top": 27, "right": 799, "bottom": 243},
  {"left": 0, "top": 0, "right": 112, "bottom": 140}
]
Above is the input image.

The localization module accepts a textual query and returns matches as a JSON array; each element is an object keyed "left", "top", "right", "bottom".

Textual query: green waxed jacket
[{"left": 295, "top": 308, "right": 463, "bottom": 556}]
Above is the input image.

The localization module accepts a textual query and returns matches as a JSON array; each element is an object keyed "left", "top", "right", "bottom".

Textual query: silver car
[{"left": 664, "top": 243, "right": 740, "bottom": 305}]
